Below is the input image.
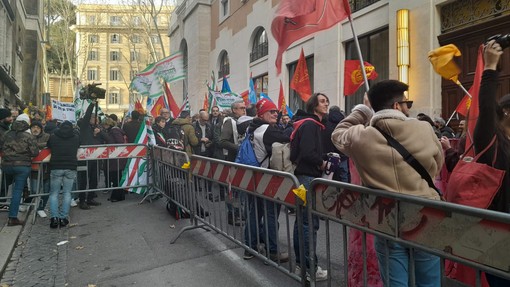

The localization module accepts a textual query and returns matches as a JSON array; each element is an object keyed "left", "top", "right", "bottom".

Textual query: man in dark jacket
[
  {"left": 123, "top": 111, "right": 142, "bottom": 143},
  {"left": 77, "top": 101, "right": 102, "bottom": 209},
  {"left": 291, "top": 93, "right": 329, "bottom": 281},
  {"left": 193, "top": 111, "right": 213, "bottom": 156},
  {"left": 0, "top": 108, "right": 12, "bottom": 208},
  {"left": 322, "top": 106, "right": 349, "bottom": 183},
  {"left": 47, "top": 121, "right": 80, "bottom": 228},
  {"left": 27, "top": 121, "right": 51, "bottom": 217},
  {"left": 0, "top": 114, "right": 39, "bottom": 226}
]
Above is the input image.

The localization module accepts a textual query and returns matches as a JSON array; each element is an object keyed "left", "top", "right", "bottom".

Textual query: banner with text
[{"left": 51, "top": 99, "right": 76, "bottom": 123}]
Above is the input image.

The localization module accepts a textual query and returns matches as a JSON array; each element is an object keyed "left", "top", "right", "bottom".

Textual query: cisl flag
[{"left": 343, "top": 60, "right": 378, "bottom": 95}]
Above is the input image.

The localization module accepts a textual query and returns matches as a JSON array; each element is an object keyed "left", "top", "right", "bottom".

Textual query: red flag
[
  {"left": 290, "top": 48, "right": 312, "bottom": 102},
  {"left": 163, "top": 83, "right": 180, "bottom": 118},
  {"left": 202, "top": 92, "right": 209, "bottom": 111},
  {"left": 150, "top": 96, "right": 165, "bottom": 118},
  {"left": 278, "top": 80, "right": 287, "bottom": 113},
  {"left": 134, "top": 100, "right": 145, "bottom": 115},
  {"left": 343, "top": 60, "right": 378, "bottom": 95},
  {"left": 455, "top": 95, "right": 471, "bottom": 117},
  {"left": 240, "top": 90, "right": 250, "bottom": 105},
  {"left": 271, "top": 0, "right": 351, "bottom": 74},
  {"left": 45, "top": 104, "right": 52, "bottom": 121},
  {"left": 464, "top": 44, "right": 484, "bottom": 156}
]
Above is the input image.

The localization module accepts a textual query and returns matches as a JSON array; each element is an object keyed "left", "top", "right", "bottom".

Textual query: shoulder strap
[{"left": 374, "top": 126, "right": 443, "bottom": 197}]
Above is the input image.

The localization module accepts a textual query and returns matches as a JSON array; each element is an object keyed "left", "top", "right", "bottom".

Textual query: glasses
[
  {"left": 398, "top": 100, "right": 413, "bottom": 109},
  {"left": 268, "top": 110, "right": 279, "bottom": 114},
  {"left": 235, "top": 107, "right": 246, "bottom": 110}
]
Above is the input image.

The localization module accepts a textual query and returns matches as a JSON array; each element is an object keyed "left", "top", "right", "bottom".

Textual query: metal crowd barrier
[
  {"left": 160, "top": 153, "right": 307, "bottom": 284},
  {"left": 309, "top": 178, "right": 510, "bottom": 287},
  {"left": 0, "top": 144, "right": 149, "bottom": 224}
]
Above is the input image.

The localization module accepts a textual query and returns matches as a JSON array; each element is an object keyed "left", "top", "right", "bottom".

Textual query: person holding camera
[
  {"left": 76, "top": 100, "right": 102, "bottom": 209},
  {"left": 474, "top": 39, "right": 510, "bottom": 286}
]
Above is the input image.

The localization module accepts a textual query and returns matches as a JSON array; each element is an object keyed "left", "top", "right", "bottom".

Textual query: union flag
[
  {"left": 455, "top": 95, "right": 471, "bottom": 117},
  {"left": 343, "top": 60, "right": 378, "bottom": 95},
  {"left": 290, "top": 48, "right": 312, "bottom": 102}
]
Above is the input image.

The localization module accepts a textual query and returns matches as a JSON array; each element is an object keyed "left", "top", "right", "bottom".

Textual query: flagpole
[
  {"left": 346, "top": 13, "right": 370, "bottom": 91},
  {"left": 455, "top": 80, "right": 472, "bottom": 98},
  {"left": 445, "top": 110, "right": 457, "bottom": 126}
]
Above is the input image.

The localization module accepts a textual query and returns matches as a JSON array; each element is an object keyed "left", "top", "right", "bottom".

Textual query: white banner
[
  {"left": 52, "top": 99, "right": 76, "bottom": 123},
  {"left": 210, "top": 91, "right": 242, "bottom": 111}
]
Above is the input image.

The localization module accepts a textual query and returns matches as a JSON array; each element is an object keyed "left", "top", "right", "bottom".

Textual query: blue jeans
[
  {"left": 30, "top": 178, "right": 49, "bottom": 211},
  {"left": 49, "top": 169, "right": 77, "bottom": 219},
  {"left": 374, "top": 236, "right": 440, "bottom": 287},
  {"left": 2, "top": 166, "right": 31, "bottom": 218},
  {"left": 293, "top": 175, "right": 320, "bottom": 269},
  {"left": 244, "top": 194, "right": 281, "bottom": 253}
]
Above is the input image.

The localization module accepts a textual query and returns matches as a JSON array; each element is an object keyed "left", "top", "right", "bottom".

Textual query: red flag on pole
[
  {"left": 149, "top": 96, "right": 166, "bottom": 118},
  {"left": 134, "top": 100, "right": 145, "bottom": 115},
  {"left": 455, "top": 95, "right": 471, "bottom": 117},
  {"left": 202, "top": 92, "right": 209, "bottom": 111},
  {"left": 278, "top": 80, "right": 287, "bottom": 113},
  {"left": 163, "top": 83, "right": 180, "bottom": 118},
  {"left": 271, "top": 0, "right": 351, "bottom": 74},
  {"left": 464, "top": 44, "right": 484, "bottom": 156},
  {"left": 290, "top": 48, "right": 312, "bottom": 102},
  {"left": 343, "top": 60, "right": 378, "bottom": 95}
]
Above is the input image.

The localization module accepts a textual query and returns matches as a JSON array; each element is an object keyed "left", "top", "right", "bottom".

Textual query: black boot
[{"left": 50, "top": 217, "right": 59, "bottom": 228}]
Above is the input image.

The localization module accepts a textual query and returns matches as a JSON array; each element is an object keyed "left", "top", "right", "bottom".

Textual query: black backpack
[{"left": 166, "top": 124, "right": 187, "bottom": 151}]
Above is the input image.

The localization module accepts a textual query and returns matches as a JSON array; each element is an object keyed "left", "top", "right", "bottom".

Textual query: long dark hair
[{"left": 306, "top": 93, "right": 329, "bottom": 114}]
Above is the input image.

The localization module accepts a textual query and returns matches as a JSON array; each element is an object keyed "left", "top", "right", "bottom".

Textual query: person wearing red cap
[{"left": 242, "top": 98, "right": 290, "bottom": 262}]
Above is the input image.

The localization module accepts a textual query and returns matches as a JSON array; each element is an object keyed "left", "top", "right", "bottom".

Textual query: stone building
[
  {"left": 169, "top": 0, "right": 510, "bottom": 123},
  {"left": 0, "top": 0, "right": 46, "bottom": 110},
  {"left": 73, "top": 3, "right": 172, "bottom": 117}
]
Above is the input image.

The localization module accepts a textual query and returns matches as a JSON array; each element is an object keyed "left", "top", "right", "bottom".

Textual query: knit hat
[
  {"left": 256, "top": 98, "right": 278, "bottom": 117},
  {"left": 30, "top": 121, "right": 43, "bottom": 130},
  {"left": 16, "top": 113, "right": 30, "bottom": 125},
  {"left": 60, "top": 121, "right": 73, "bottom": 129},
  {"left": 0, "top": 108, "right": 11, "bottom": 120}
]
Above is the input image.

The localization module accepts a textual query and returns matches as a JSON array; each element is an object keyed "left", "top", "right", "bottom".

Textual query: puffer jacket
[
  {"left": 47, "top": 123, "right": 80, "bottom": 170},
  {"left": 0, "top": 121, "right": 39, "bottom": 166},
  {"left": 332, "top": 105, "right": 443, "bottom": 200},
  {"left": 171, "top": 117, "right": 199, "bottom": 156}
]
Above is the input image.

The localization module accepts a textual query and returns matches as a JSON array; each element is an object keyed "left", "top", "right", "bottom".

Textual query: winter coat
[
  {"left": 171, "top": 117, "right": 199, "bottom": 156},
  {"left": 193, "top": 121, "right": 213, "bottom": 156},
  {"left": 78, "top": 103, "right": 96, "bottom": 145},
  {"left": 0, "top": 120, "right": 39, "bottom": 167},
  {"left": 34, "top": 132, "right": 50, "bottom": 150},
  {"left": 290, "top": 110, "right": 325, "bottom": 178},
  {"left": 152, "top": 123, "right": 169, "bottom": 147},
  {"left": 0, "top": 121, "right": 9, "bottom": 138},
  {"left": 323, "top": 110, "right": 346, "bottom": 158},
  {"left": 122, "top": 120, "right": 142, "bottom": 143},
  {"left": 47, "top": 124, "right": 80, "bottom": 170},
  {"left": 331, "top": 105, "right": 443, "bottom": 200},
  {"left": 105, "top": 126, "right": 127, "bottom": 171},
  {"left": 248, "top": 117, "right": 290, "bottom": 168},
  {"left": 220, "top": 117, "right": 240, "bottom": 162},
  {"left": 474, "top": 69, "right": 510, "bottom": 213}
]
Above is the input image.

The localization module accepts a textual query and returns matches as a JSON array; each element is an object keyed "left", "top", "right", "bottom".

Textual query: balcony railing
[
  {"left": 250, "top": 42, "right": 268, "bottom": 63},
  {"left": 348, "top": 0, "right": 380, "bottom": 13}
]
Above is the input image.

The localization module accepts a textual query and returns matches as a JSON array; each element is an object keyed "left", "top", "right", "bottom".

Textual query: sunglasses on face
[{"left": 398, "top": 100, "right": 413, "bottom": 109}]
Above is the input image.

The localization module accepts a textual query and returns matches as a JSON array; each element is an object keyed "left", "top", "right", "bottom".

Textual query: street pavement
[{"left": 0, "top": 192, "right": 327, "bottom": 287}]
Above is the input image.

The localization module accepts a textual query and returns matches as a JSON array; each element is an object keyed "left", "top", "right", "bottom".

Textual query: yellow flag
[
  {"left": 428, "top": 44, "right": 462, "bottom": 82},
  {"left": 292, "top": 184, "right": 307, "bottom": 206}
]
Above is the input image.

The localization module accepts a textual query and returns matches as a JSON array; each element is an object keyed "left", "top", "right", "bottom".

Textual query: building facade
[
  {"left": 0, "top": 0, "right": 46, "bottom": 110},
  {"left": 169, "top": 0, "right": 510, "bottom": 125},
  {"left": 73, "top": 3, "right": 172, "bottom": 117}
]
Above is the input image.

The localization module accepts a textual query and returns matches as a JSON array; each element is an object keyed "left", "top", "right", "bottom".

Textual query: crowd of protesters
[{"left": 0, "top": 40, "right": 508, "bottom": 287}]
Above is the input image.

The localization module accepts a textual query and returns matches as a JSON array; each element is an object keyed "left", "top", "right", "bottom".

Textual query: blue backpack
[{"left": 235, "top": 131, "right": 261, "bottom": 167}]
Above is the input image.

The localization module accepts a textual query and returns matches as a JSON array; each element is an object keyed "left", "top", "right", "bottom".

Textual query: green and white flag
[
  {"left": 120, "top": 117, "right": 155, "bottom": 194},
  {"left": 130, "top": 64, "right": 157, "bottom": 96},
  {"left": 155, "top": 51, "right": 186, "bottom": 83}
]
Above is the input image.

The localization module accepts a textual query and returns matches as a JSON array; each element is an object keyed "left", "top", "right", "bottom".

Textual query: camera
[
  {"left": 79, "top": 83, "right": 106, "bottom": 100},
  {"left": 486, "top": 34, "right": 510, "bottom": 50}
]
